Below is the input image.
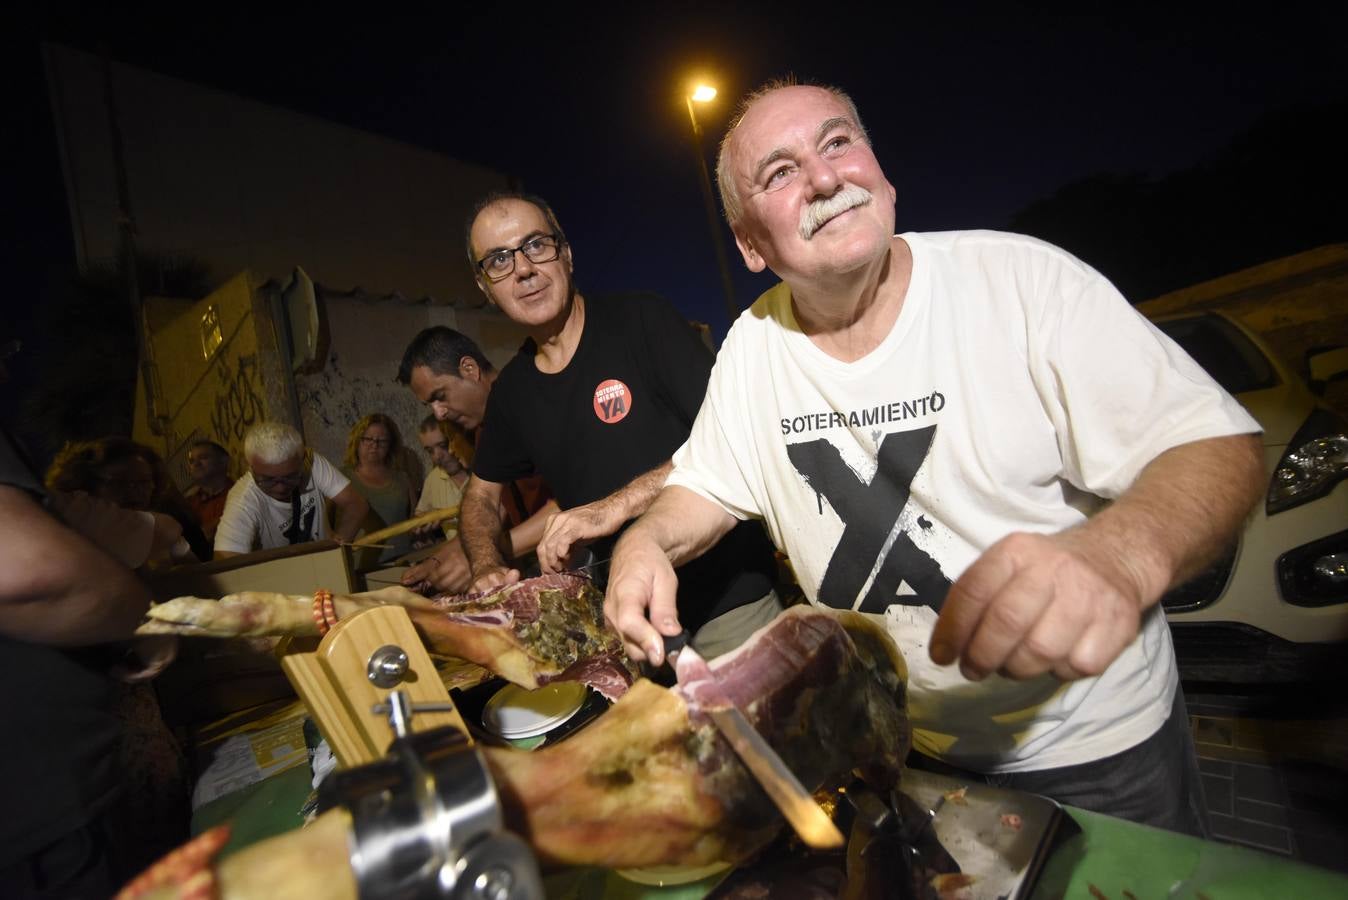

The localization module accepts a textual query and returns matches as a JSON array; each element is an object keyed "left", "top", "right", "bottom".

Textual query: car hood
[{"left": 1234, "top": 381, "right": 1317, "bottom": 447}]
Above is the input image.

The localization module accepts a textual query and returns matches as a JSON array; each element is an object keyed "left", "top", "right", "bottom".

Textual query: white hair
[
  {"left": 715, "top": 79, "right": 869, "bottom": 226},
  {"left": 243, "top": 422, "right": 304, "bottom": 465}
]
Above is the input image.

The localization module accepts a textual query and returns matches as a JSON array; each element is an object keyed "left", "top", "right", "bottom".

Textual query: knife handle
[{"left": 662, "top": 630, "right": 690, "bottom": 662}]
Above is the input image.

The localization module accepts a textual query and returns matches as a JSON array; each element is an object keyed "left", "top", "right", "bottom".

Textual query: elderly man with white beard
[{"left": 605, "top": 80, "right": 1264, "bottom": 835}]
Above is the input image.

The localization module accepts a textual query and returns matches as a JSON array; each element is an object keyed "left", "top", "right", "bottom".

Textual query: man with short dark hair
[
  {"left": 452, "top": 191, "right": 783, "bottom": 655},
  {"left": 183, "top": 439, "right": 234, "bottom": 542},
  {"left": 397, "top": 329, "right": 556, "bottom": 593},
  {"left": 607, "top": 81, "right": 1265, "bottom": 833}
]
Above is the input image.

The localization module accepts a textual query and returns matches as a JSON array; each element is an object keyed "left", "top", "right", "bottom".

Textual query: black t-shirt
[
  {"left": 477, "top": 293, "right": 777, "bottom": 628},
  {"left": 0, "top": 430, "right": 123, "bottom": 866}
]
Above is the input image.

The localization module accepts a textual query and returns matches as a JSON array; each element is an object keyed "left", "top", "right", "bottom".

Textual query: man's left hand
[
  {"left": 537, "top": 501, "right": 620, "bottom": 573},
  {"left": 929, "top": 530, "right": 1147, "bottom": 682}
]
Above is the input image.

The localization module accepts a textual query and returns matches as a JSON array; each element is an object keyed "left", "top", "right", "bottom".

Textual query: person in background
[
  {"left": 396, "top": 327, "right": 557, "bottom": 593},
  {"left": 40, "top": 436, "right": 195, "bottom": 885},
  {"left": 412, "top": 415, "right": 470, "bottom": 546},
  {"left": 46, "top": 436, "right": 211, "bottom": 561},
  {"left": 213, "top": 422, "right": 368, "bottom": 559},
  {"left": 182, "top": 439, "right": 235, "bottom": 545},
  {"left": 1, "top": 428, "right": 160, "bottom": 898},
  {"left": 341, "top": 413, "right": 418, "bottom": 563}
]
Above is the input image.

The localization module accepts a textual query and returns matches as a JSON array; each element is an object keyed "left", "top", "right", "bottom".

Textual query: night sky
[{"left": 16, "top": 5, "right": 1348, "bottom": 351}]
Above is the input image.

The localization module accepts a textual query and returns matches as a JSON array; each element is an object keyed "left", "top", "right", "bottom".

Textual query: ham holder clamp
[{"left": 287, "top": 604, "right": 545, "bottom": 899}]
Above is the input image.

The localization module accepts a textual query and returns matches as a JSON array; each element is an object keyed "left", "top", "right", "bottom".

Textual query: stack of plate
[{"left": 481, "top": 682, "right": 589, "bottom": 749}]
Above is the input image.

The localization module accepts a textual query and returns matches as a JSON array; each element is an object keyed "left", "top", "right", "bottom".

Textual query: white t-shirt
[
  {"left": 214, "top": 452, "right": 350, "bottom": 555},
  {"left": 670, "top": 231, "right": 1259, "bottom": 772}
]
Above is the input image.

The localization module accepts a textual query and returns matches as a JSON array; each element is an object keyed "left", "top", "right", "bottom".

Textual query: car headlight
[{"left": 1267, "top": 408, "right": 1348, "bottom": 514}]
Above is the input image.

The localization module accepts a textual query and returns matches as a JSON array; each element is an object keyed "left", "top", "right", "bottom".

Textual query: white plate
[
  {"left": 614, "top": 860, "right": 731, "bottom": 886},
  {"left": 481, "top": 681, "right": 588, "bottom": 740}
]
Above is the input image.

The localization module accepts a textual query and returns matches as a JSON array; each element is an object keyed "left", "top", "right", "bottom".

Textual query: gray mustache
[{"left": 799, "top": 185, "right": 873, "bottom": 240}]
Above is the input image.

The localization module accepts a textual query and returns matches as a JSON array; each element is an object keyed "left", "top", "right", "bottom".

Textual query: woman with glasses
[{"left": 342, "top": 413, "right": 418, "bottom": 563}]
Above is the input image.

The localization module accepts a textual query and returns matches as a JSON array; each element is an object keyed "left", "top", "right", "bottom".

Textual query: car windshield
[{"left": 1154, "top": 314, "right": 1280, "bottom": 395}]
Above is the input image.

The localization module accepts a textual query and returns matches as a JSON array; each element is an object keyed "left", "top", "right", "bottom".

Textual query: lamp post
[{"left": 685, "top": 84, "right": 739, "bottom": 326}]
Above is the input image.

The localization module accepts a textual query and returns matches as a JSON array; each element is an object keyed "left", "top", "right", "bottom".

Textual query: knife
[
  {"left": 664, "top": 632, "right": 845, "bottom": 850},
  {"left": 568, "top": 555, "right": 611, "bottom": 576}
]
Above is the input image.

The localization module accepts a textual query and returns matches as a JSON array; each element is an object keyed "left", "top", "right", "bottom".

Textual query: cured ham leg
[
  {"left": 138, "top": 574, "right": 638, "bottom": 699},
  {"left": 488, "top": 605, "right": 910, "bottom": 868},
  {"left": 121, "top": 606, "right": 909, "bottom": 897}
]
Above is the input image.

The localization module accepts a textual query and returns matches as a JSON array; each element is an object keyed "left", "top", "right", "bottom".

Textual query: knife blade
[
  {"left": 567, "top": 555, "right": 611, "bottom": 576},
  {"left": 664, "top": 633, "right": 845, "bottom": 850}
]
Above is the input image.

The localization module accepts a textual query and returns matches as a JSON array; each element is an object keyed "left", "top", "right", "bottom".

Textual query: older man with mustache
[{"left": 606, "top": 80, "right": 1264, "bottom": 835}]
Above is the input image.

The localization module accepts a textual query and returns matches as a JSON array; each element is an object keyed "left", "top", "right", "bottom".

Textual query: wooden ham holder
[{"left": 278, "top": 604, "right": 471, "bottom": 767}]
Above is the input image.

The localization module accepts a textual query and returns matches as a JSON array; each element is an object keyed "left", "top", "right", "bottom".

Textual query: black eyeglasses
[{"left": 476, "top": 234, "right": 563, "bottom": 281}]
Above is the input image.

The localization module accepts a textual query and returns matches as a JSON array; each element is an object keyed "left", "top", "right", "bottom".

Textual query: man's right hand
[
  {"left": 401, "top": 538, "right": 472, "bottom": 595},
  {"left": 604, "top": 534, "right": 682, "bottom": 665}
]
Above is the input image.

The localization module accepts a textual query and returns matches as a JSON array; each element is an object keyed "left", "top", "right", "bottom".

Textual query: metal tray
[
  {"left": 899, "top": 768, "right": 1067, "bottom": 899},
  {"left": 545, "top": 767, "right": 1068, "bottom": 899}
]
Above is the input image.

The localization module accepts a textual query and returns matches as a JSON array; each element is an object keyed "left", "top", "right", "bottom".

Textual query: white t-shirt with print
[
  {"left": 669, "top": 230, "right": 1259, "bottom": 773},
  {"left": 214, "top": 452, "right": 350, "bottom": 555}
]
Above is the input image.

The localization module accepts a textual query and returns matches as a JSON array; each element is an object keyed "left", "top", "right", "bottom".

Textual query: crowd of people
[
  {"left": 2, "top": 77, "right": 1269, "bottom": 896},
  {"left": 4, "top": 415, "right": 475, "bottom": 896}
]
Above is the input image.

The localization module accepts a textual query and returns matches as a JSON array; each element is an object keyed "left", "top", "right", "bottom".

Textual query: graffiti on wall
[{"left": 211, "top": 353, "right": 266, "bottom": 442}]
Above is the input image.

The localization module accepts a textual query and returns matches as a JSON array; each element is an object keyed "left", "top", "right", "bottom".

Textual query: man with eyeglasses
[
  {"left": 442, "top": 191, "right": 783, "bottom": 658},
  {"left": 214, "top": 421, "right": 369, "bottom": 559}
]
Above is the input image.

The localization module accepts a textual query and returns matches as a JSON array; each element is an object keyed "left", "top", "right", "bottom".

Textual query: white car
[{"left": 1150, "top": 311, "right": 1348, "bottom": 682}]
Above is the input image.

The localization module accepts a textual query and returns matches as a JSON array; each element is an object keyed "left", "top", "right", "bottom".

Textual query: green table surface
[
  {"left": 194, "top": 766, "right": 1348, "bottom": 899},
  {"left": 1028, "top": 806, "right": 1347, "bottom": 899}
]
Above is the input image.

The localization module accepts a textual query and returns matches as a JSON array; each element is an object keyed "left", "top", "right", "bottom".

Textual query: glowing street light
[{"left": 684, "top": 82, "right": 738, "bottom": 325}]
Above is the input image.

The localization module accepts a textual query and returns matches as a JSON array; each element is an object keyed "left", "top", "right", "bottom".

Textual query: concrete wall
[{"left": 45, "top": 43, "right": 512, "bottom": 306}]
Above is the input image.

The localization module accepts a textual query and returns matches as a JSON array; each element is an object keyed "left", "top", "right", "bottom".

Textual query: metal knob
[
  {"left": 367, "top": 645, "right": 410, "bottom": 688},
  {"left": 471, "top": 865, "right": 514, "bottom": 900}
]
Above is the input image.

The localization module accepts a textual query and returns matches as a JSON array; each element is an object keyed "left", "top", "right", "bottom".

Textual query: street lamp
[{"left": 685, "top": 83, "right": 739, "bottom": 326}]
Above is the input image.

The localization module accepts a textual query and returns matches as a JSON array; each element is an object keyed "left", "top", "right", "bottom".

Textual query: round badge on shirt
[{"left": 593, "top": 379, "right": 632, "bottom": 424}]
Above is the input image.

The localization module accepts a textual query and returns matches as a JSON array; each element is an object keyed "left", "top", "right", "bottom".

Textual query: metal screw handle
[
  {"left": 371, "top": 690, "right": 460, "bottom": 738},
  {"left": 367, "top": 645, "right": 410, "bottom": 688}
]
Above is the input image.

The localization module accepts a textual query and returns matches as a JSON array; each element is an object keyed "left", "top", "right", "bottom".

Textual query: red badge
[{"left": 593, "top": 379, "right": 632, "bottom": 424}]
